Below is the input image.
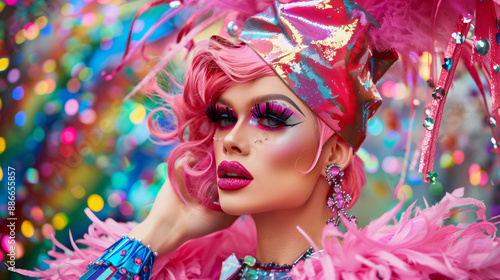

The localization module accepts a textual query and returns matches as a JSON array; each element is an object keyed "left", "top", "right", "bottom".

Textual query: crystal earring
[{"left": 325, "top": 164, "right": 357, "bottom": 226}]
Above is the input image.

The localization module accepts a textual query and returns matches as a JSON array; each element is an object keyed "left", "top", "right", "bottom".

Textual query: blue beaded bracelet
[{"left": 79, "top": 235, "right": 157, "bottom": 280}]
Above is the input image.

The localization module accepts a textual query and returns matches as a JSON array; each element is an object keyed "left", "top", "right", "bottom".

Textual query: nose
[{"left": 221, "top": 123, "right": 250, "bottom": 156}]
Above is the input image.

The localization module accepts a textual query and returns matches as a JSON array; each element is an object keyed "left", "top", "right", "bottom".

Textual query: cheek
[{"left": 267, "top": 127, "right": 318, "bottom": 171}]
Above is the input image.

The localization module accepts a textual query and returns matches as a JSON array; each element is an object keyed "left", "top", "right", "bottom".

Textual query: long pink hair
[{"left": 147, "top": 38, "right": 366, "bottom": 210}]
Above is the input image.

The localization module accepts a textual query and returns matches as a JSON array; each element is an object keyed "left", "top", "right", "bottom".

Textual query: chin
[
  {"left": 218, "top": 194, "right": 267, "bottom": 216},
  {"left": 219, "top": 197, "right": 253, "bottom": 216}
]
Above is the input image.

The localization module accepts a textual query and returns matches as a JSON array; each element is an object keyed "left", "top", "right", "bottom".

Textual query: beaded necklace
[{"left": 220, "top": 247, "right": 315, "bottom": 280}]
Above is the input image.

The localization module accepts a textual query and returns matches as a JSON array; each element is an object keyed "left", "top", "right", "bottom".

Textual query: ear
[{"left": 320, "top": 134, "right": 353, "bottom": 174}]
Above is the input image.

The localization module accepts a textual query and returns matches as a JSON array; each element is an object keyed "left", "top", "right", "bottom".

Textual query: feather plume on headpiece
[
  {"left": 106, "top": 0, "right": 500, "bottom": 194},
  {"left": 356, "top": 0, "right": 500, "bottom": 190}
]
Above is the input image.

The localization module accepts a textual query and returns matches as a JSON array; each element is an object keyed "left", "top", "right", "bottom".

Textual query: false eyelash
[
  {"left": 251, "top": 102, "right": 294, "bottom": 122},
  {"left": 205, "top": 104, "right": 236, "bottom": 122}
]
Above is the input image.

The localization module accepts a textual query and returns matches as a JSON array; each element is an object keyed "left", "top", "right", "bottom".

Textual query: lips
[{"left": 217, "top": 161, "right": 253, "bottom": 191}]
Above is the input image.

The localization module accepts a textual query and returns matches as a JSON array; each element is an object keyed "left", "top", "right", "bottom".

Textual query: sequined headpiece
[{"left": 239, "top": 0, "right": 397, "bottom": 150}]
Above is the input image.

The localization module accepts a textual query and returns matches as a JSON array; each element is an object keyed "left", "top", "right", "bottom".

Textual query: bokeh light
[
  {"left": 81, "top": 13, "right": 97, "bottom": 27},
  {"left": 31, "top": 206, "right": 44, "bottom": 221},
  {"left": 440, "top": 153, "right": 454, "bottom": 169},
  {"left": 25, "top": 167, "right": 40, "bottom": 184},
  {"left": 111, "top": 171, "right": 129, "bottom": 189},
  {"left": 453, "top": 150, "right": 465, "bottom": 165},
  {"left": 0, "top": 57, "right": 9, "bottom": 71},
  {"left": 33, "top": 127, "right": 46, "bottom": 142},
  {"left": 21, "top": 220, "right": 35, "bottom": 238},
  {"left": 1, "top": 235, "right": 11, "bottom": 252},
  {"left": 383, "top": 130, "right": 401, "bottom": 149},
  {"left": 64, "top": 99, "right": 79, "bottom": 116},
  {"left": 60, "top": 144, "right": 74, "bottom": 157},
  {"left": 397, "top": 184, "right": 413, "bottom": 201},
  {"left": 8, "top": 68, "right": 20, "bottom": 83},
  {"left": 35, "top": 16, "right": 48, "bottom": 29},
  {"left": 0, "top": 137, "right": 6, "bottom": 154},
  {"left": 67, "top": 78, "right": 81, "bottom": 93},
  {"left": 87, "top": 194, "right": 104, "bottom": 212},
  {"left": 35, "top": 79, "right": 49, "bottom": 95},
  {"left": 71, "top": 184, "right": 86, "bottom": 199},
  {"left": 79, "top": 108, "right": 96, "bottom": 124},
  {"left": 15, "top": 243, "right": 25, "bottom": 259},
  {"left": 119, "top": 201, "right": 134, "bottom": 216},
  {"left": 61, "top": 127, "right": 78, "bottom": 144},
  {"left": 108, "top": 191, "right": 125, "bottom": 208},
  {"left": 12, "top": 85, "right": 24, "bottom": 100},
  {"left": 43, "top": 59, "right": 56, "bottom": 73},
  {"left": 130, "top": 104, "right": 146, "bottom": 124},
  {"left": 25, "top": 22, "right": 40, "bottom": 40},
  {"left": 15, "top": 111, "right": 27, "bottom": 126},
  {"left": 42, "top": 224, "right": 55, "bottom": 239},
  {"left": 5, "top": 0, "right": 19, "bottom": 4},
  {"left": 429, "top": 181, "right": 443, "bottom": 196},
  {"left": 52, "top": 212, "right": 69, "bottom": 231},
  {"left": 357, "top": 148, "right": 379, "bottom": 173},
  {"left": 407, "top": 172, "right": 423, "bottom": 185},
  {"left": 100, "top": 37, "right": 113, "bottom": 50},
  {"left": 368, "top": 116, "right": 384, "bottom": 136},
  {"left": 382, "top": 156, "right": 402, "bottom": 174}
]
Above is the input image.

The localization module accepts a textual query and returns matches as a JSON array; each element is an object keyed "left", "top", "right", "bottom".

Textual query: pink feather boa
[
  {"left": 290, "top": 188, "right": 500, "bottom": 280},
  {"left": 15, "top": 210, "right": 256, "bottom": 279},
  {"left": 16, "top": 188, "right": 500, "bottom": 279}
]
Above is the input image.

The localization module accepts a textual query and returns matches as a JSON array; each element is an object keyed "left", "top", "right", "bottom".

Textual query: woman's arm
[{"left": 128, "top": 156, "right": 238, "bottom": 257}]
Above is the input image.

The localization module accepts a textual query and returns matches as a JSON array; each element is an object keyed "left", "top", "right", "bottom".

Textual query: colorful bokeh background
[{"left": 0, "top": 1, "right": 499, "bottom": 279}]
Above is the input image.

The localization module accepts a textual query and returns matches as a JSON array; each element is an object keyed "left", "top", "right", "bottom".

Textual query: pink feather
[
  {"left": 289, "top": 188, "right": 500, "bottom": 280},
  {"left": 17, "top": 189, "right": 500, "bottom": 279},
  {"left": 16, "top": 210, "right": 256, "bottom": 280}
]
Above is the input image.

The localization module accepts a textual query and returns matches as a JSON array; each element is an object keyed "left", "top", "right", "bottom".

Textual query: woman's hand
[{"left": 128, "top": 156, "right": 238, "bottom": 257}]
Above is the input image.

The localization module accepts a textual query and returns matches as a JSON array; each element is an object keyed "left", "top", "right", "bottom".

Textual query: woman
[{"left": 19, "top": 0, "right": 500, "bottom": 279}]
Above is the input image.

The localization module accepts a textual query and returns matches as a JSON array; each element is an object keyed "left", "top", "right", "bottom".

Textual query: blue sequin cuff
[{"left": 79, "top": 235, "right": 157, "bottom": 280}]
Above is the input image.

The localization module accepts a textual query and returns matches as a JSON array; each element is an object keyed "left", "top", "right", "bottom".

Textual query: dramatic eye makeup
[
  {"left": 205, "top": 104, "right": 237, "bottom": 129},
  {"left": 251, "top": 101, "right": 302, "bottom": 130}
]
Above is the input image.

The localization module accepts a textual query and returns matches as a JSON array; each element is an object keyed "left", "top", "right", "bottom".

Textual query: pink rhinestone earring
[{"left": 325, "top": 164, "right": 357, "bottom": 226}]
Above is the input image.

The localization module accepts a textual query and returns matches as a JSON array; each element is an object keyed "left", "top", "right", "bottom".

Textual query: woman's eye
[
  {"left": 205, "top": 105, "right": 237, "bottom": 129},
  {"left": 218, "top": 117, "right": 237, "bottom": 128},
  {"left": 258, "top": 116, "right": 284, "bottom": 128}
]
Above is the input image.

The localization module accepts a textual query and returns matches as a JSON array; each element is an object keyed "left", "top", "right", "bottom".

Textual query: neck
[{"left": 251, "top": 179, "right": 332, "bottom": 265}]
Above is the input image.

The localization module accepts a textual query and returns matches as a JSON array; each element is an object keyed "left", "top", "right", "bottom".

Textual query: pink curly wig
[{"left": 147, "top": 38, "right": 366, "bottom": 210}]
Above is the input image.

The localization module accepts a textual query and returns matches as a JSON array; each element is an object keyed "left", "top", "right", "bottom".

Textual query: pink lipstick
[{"left": 217, "top": 161, "right": 253, "bottom": 191}]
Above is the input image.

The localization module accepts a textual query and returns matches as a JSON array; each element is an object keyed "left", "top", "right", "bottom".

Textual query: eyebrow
[
  {"left": 255, "top": 94, "right": 305, "bottom": 116},
  {"left": 218, "top": 94, "right": 305, "bottom": 117}
]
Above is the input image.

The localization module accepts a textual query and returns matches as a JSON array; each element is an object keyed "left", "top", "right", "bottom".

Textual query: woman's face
[{"left": 208, "top": 76, "right": 325, "bottom": 215}]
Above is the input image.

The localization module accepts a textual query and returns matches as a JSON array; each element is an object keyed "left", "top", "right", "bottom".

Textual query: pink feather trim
[
  {"left": 16, "top": 189, "right": 500, "bottom": 279},
  {"left": 289, "top": 188, "right": 500, "bottom": 280},
  {"left": 16, "top": 209, "right": 256, "bottom": 279}
]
